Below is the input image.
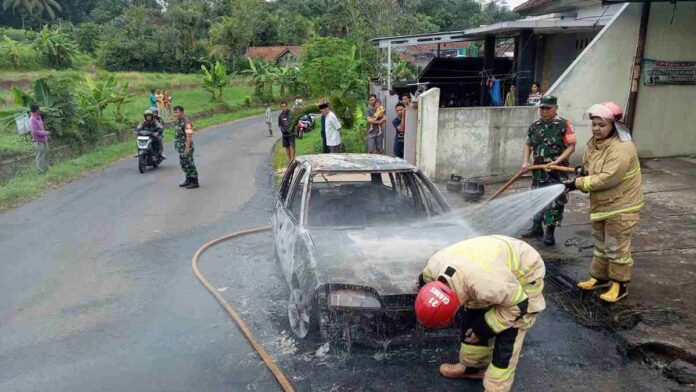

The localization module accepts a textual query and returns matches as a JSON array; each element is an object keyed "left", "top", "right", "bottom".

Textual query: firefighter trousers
[
  {"left": 458, "top": 309, "right": 535, "bottom": 392},
  {"left": 590, "top": 212, "right": 639, "bottom": 282}
]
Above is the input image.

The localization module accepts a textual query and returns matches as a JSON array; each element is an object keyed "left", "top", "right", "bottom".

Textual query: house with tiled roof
[{"left": 246, "top": 46, "right": 302, "bottom": 67}]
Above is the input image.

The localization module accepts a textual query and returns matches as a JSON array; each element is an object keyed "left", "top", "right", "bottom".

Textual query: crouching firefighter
[{"left": 415, "top": 235, "right": 546, "bottom": 392}]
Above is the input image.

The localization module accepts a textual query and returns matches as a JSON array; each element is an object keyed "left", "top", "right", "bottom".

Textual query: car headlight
[{"left": 329, "top": 289, "right": 381, "bottom": 309}]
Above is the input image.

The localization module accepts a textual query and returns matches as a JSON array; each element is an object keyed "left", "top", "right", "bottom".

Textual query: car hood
[{"left": 308, "top": 222, "right": 473, "bottom": 296}]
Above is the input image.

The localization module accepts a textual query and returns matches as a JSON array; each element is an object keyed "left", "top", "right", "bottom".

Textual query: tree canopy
[{"left": 0, "top": 0, "right": 518, "bottom": 73}]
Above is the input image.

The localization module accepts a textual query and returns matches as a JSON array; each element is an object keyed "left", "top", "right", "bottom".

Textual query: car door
[{"left": 274, "top": 163, "right": 310, "bottom": 285}]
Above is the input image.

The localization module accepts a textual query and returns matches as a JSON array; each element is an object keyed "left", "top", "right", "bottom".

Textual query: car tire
[{"left": 288, "top": 288, "right": 316, "bottom": 339}]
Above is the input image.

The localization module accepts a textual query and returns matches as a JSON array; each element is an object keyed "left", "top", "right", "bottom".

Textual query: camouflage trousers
[
  {"left": 178, "top": 151, "right": 198, "bottom": 179},
  {"left": 590, "top": 212, "right": 639, "bottom": 282},
  {"left": 531, "top": 170, "right": 567, "bottom": 226}
]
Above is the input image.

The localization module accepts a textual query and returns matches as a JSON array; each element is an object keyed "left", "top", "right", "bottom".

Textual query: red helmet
[
  {"left": 587, "top": 101, "right": 625, "bottom": 123},
  {"left": 415, "top": 281, "right": 460, "bottom": 328}
]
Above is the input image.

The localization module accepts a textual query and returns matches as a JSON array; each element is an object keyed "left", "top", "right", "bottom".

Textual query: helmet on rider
[
  {"left": 414, "top": 281, "right": 460, "bottom": 328},
  {"left": 144, "top": 109, "right": 154, "bottom": 121}
]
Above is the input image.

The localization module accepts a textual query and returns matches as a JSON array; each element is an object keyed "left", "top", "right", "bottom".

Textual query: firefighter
[
  {"left": 415, "top": 235, "right": 546, "bottom": 392},
  {"left": 564, "top": 101, "right": 643, "bottom": 303}
]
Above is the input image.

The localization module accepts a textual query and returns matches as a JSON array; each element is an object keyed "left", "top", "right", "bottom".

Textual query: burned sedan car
[{"left": 272, "top": 154, "right": 461, "bottom": 345}]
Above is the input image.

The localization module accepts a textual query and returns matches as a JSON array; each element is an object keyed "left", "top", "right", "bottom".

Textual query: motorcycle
[
  {"left": 134, "top": 128, "right": 164, "bottom": 173},
  {"left": 296, "top": 114, "right": 316, "bottom": 139}
]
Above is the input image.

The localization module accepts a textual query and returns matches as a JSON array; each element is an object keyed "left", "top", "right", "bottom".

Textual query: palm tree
[{"left": 2, "top": 0, "right": 62, "bottom": 26}]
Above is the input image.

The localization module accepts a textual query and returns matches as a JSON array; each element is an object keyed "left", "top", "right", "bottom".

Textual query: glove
[
  {"left": 574, "top": 166, "right": 588, "bottom": 176},
  {"left": 564, "top": 180, "right": 577, "bottom": 192}
]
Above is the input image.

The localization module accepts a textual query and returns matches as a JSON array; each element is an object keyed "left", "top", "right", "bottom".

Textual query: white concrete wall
[
  {"left": 433, "top": 107, "right": 538, "bottom": 181},
  {"left": 415, "top": 88, "right": 440, "bottom": 178},
  {"left": 403, "top": 105, "right": 418, "bottom": 164},
  {"left": 547, "top": 3, "right": 639, "bottom": 159},
  {"left": 632, "top": 3, "right": 696, "bottom": 157}
]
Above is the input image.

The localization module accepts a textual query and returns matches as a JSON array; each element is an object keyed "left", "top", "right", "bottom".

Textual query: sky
[{"left": 505, "top": 0, "right": 528, "bottom": 10}]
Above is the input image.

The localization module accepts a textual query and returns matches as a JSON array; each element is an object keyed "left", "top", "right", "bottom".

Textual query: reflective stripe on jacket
[
  {"left": 422, "top": 236, "right": 546, "bottom": 334},
  {"left": 574, "top": 135, "right": 643, "bottom": 221}
]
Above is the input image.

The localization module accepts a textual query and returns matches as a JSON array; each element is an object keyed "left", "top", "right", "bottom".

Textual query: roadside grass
[
  {"left": 0, "top": 141, "right": 133, "bottom": 211},
  {"left": 271, "top": 123, "right": 368, "bottom": 171},
  {"left": 0, "top": 107, "right": 266, "bottom": 211},
  {"left": 272, "top": 127, "right": 322, "bottom": 170}
]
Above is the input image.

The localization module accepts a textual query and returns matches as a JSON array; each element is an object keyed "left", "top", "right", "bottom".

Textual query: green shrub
[
  {"left": 341, "top": 106, "right": 368, "bottom": 154},
  {"left": 0, "top": 36, "right": 40, "bottom": 70},
  {"left": 72, "top": 22, "right": 101, "bottom": 54},
  {"left": 0, "top": 28, "right": 31, "bottom": 42},
  {"left": 32, "top": 26, "right": 81, "bottom": 69}
]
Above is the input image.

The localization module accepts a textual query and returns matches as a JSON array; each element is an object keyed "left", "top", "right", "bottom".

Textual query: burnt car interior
[{"left": 307, "top": 172, "right": 446, "bottom": 227}]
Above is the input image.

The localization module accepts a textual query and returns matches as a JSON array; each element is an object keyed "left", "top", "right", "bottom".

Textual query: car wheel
[{"left": 288, "top": 288, "right": 314, "bottom": 339}]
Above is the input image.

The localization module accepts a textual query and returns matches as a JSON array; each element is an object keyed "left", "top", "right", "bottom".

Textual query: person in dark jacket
[{"left": 277, "top": 101, "right": 295, "bottom": 161}]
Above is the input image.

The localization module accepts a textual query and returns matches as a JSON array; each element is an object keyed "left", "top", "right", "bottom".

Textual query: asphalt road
[{"left": 0, "top": 116, "right": 685, "bottom": 392}]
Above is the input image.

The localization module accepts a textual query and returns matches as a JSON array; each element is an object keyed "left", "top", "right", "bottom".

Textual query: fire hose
[
  {"left": 191, "top": 225, "right": 296, "bottom": 392},
  {"left": 485, "top": 164, "right": 578, "bottom": 202}
]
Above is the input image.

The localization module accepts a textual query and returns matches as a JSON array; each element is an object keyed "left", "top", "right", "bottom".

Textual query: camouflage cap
[{"left": 539, "top": 95, "right": 558, "bottom": 107}]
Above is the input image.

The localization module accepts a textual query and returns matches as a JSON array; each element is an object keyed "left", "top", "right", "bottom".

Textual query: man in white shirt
[
  {"left": 319, "top": 103, "right": 342, "bottom": 153},
  {"left": 264, "top": 104, "right": 273, "bottom": 137}
]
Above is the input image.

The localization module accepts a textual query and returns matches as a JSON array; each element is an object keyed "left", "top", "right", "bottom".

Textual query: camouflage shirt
[
  {"left": 174, "top": 117, "right": 193, "bottom": 154},
  {"left": 526, "top": 116, "right": 576, "bottom": 165}
]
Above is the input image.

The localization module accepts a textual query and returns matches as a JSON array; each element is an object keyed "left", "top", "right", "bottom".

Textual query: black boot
[
  {"left": 185, "top": 178, "right": 199, "bottom": 189},
  {"left": 179, "top": 177, "right": 191, "bottom": 187},
  {"left": 544, "top": 225, "right": 556, "bottom": 246},
  {"left": 521, "top": 219, "right": 543, "bottom": 238}
]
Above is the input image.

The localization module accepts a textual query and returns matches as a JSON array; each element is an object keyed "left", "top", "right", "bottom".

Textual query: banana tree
[
  {"left": 243, "top": 57, "right": 274, "bottom": 99},
  {"left": 201, "top": 61, "right": 230, "bottom": 103},
  {"left": 77, "top": 74, "right": 131, "bottom": 123},
  {"left": 274, "top": 65, "right": 300, "bottom": 97}
]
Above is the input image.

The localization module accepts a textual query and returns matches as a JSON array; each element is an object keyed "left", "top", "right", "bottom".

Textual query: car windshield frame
[{"left": 303, "top": 168, "right": 450, "bottom": 229}]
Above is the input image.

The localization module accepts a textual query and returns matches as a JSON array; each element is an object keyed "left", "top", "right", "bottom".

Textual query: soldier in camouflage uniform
[
  {"left": 173, "top": 105, "right": 199, "bottom": 189},
  {"left": 520, "top": 95, "right": 576, "bottom": 245}
]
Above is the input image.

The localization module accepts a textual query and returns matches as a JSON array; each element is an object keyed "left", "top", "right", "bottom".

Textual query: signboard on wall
[{"left": 643, "top": 59, "right": 696, "bottom": 86}]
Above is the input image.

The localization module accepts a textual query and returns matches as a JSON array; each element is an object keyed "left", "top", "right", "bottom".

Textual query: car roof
[{"left": 295, "top": 154, "right": 417, "bottom": 173}]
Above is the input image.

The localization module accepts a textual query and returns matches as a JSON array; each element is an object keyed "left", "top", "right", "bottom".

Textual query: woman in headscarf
[{"left": 565, "top": 101, "right": 643, "bottom": 303}]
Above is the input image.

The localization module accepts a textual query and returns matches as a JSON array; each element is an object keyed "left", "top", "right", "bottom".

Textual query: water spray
[{"left": 486, "top": 164, "right": 578, "bottom": 202}]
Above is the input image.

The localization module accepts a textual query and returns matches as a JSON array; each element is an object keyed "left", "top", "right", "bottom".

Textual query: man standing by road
[
  {"left": 392, "top": 102, "right": 406, "bottom": 159},
  {"left": 173, "top": 105, "right": 199, "bottom": 189},
  {"left": 320, "top": 103, "right": 342, "bottom": 153},
  {"left": 415, "top": 235, "right": 546, "bottom": 392},
  {"left": 264, "top": 103, "right": 273, "bottom": 137},
  {"left": 29, "top": 104, "right": 49, "bottom": 173},
  {"left": 520, "top": 95, "right": 576, "bottom": 245},
  {"left": 278, "top": 101, "right": 294, "bottom": 161}
]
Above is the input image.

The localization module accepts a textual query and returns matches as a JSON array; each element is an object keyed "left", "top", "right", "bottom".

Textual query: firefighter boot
[
  {"left": 544, "top": 224, "right": 556, "bottom": 246},
  {"left": 577, "top": 277, "right": 611, "bottom": 291},
  {"left": 179, "top": 177, "right": 191, "bottom": 187},
  {"left": 599, "top": 281, "right": 628, "bottom": 303},
  {"left": 521, "top": 218, "right": 543, "bottom": 238},
  {"left": 185, "top": 178, "right": 200, "bottom": 189},
  {"left": 439, "top": 363, "right": 485, "bottom": 379}
]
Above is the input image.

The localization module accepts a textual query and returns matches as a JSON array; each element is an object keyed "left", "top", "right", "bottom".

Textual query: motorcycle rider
[{"left": 135, "top": 109, "right": 164, "bottom": 159}]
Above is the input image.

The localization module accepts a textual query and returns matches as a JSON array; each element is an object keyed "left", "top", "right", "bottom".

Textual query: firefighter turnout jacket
[
  {"left": 574, "top": 134, "right": 643, "bottom": 221},
  {"left": 422, "top": 236, "right": 545, "bottom": 338}
]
